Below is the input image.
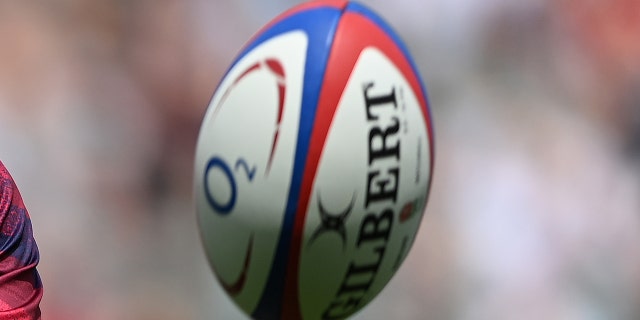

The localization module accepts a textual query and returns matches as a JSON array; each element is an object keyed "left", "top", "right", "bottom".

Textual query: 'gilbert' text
[{"left": 323, "top": 82, "right": 400, "bottom": 319}]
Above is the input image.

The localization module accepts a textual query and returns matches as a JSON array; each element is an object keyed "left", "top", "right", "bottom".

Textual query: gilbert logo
[{"left": 308, "top": 193, "right": 355, "bottom": 249}]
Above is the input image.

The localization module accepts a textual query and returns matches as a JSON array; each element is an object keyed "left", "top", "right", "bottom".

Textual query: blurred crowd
[{"left": 0, "top": 0, "right": 638, "bottom": 319}]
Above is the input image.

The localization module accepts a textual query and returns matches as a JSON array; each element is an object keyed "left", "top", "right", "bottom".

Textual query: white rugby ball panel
[
  {"left": 300, "top": 47, "right": 431, "bottom": 319},
  {"left": 195, "top": 30, "right": 308, "bottom": 311}
]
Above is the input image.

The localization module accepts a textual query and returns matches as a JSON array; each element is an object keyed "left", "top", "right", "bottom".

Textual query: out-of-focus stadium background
[{"left": 0, "top": 0, "right": 638, "bottom": 319}]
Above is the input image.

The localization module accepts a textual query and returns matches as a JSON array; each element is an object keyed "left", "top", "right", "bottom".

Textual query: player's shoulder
[
  {"left": 0, "top": 161, "right": 28, "bottom": 222},
  {"left": 0, "top": 161, "right": 13, "bottom": 182},
  {"left": 0, "top": 161, "right": 14, "bottom": 204}
]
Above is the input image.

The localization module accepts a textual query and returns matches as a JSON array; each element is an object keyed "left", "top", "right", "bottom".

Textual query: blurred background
[{"left": 0, "top": 0, "right": 639, "bottom": 319}]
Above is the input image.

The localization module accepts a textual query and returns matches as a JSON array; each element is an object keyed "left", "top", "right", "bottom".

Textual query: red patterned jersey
[{"left": 0, "top": 162, "right": 42, "bottom": 319}]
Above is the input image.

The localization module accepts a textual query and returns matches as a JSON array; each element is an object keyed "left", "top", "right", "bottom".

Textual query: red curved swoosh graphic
[
  {"left": 218, "top": 234, "right": 254, "bottom": 297},
  {"left": 265, "top": 58, "right": 286, "bottom": 174},
  {"left": 211, "top": 59, "right": 286, "bottom": 176}
]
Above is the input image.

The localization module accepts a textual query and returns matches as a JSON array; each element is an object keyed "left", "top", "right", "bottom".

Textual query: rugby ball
[{"left": 194, "top": 1, "right": 434, "bottom": 319}]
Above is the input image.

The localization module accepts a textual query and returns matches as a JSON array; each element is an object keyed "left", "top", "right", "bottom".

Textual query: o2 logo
[{"left": 203, "top": 156, "right": 256, "bottom": 215}]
